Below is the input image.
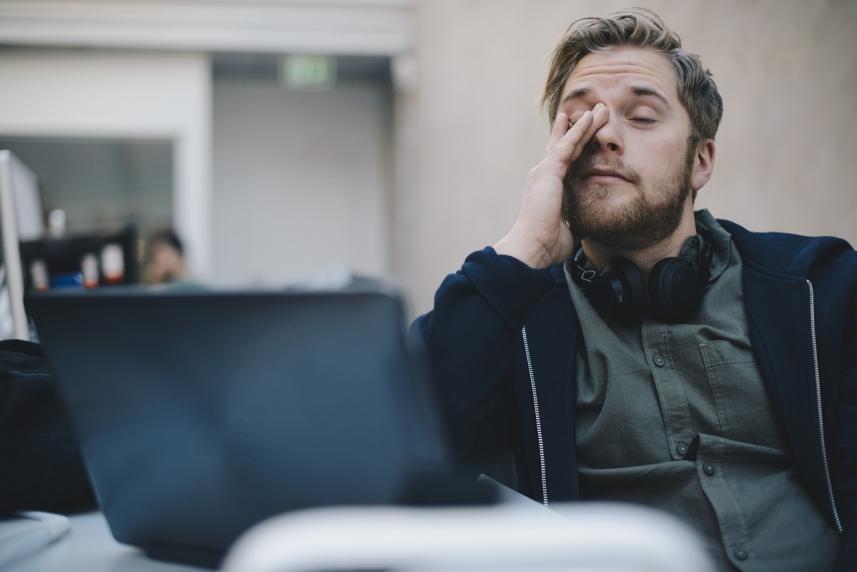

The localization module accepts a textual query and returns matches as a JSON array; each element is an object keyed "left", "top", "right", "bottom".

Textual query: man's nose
[{"left": 588, "top": 107, "right": 623, "bottom": 155}]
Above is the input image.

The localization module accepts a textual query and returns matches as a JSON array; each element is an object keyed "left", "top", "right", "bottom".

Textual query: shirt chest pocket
[{"left": 698, "top": 340, "right": 784, "bottom": 447}]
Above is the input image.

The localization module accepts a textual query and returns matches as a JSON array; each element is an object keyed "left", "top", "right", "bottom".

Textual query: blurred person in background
[
  {"left": 144, "top": 229, "right": 188, "bottom": 284},
  {"left": 413, "top": 8, "right": 855, "bottom": 571}
]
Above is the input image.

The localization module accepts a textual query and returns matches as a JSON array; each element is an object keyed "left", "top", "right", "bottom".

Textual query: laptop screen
[{"left": 28, "top": 288, "right": 452, "bottom": 558}]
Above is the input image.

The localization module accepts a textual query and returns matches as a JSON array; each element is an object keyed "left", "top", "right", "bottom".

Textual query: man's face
[
  {"left": 560, "top": 46, "right": 697, "bottom": 251},
  {"left": 146, "top": 240, "right": 184, "bottom": 283}
]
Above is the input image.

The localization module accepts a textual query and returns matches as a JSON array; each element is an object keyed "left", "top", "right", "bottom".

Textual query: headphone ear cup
[
  {"left": 588, "top": 257, "right": 647, "bottom": 322},
  {"left": 648, "top": 257, "right": 704, "bottom": 323}
]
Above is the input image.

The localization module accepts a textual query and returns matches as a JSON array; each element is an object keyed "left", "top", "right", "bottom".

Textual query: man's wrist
[{"left": 493, "top": 231, "right": 552, "bottom": 269}]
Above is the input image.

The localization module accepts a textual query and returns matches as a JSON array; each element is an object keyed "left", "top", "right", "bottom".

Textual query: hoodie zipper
[
  {"left": 807, "top": 279, "right": 843, "bottom": 533},
  {"left": 521, "top": 326, "right": 549, "bottom": 506}
]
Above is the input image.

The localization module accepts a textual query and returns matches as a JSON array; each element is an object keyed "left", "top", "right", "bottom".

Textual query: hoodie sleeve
[
  {"left": 830, "top": 249, "right": 857, "bottom": 572},
  {"left": 411, "top": 247, "right": 555, "bottom": 473}
]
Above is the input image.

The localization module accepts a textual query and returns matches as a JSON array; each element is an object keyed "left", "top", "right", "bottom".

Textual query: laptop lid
[{"left": 27, "top": 288, "right": 450, "bottom": 559}]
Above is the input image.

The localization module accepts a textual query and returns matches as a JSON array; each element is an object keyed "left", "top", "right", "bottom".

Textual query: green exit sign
[{"left": 280, "top": 55, "right": 337, "bottom": 91}]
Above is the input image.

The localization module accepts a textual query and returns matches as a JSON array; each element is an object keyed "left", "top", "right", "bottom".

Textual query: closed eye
[{"left": 631, "top": 117, "right": 656, "bottom": 124}]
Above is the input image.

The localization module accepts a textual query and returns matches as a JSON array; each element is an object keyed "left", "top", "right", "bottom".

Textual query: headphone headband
[{"left": 570, "top": 234, "right": 712, "bottom": 323}]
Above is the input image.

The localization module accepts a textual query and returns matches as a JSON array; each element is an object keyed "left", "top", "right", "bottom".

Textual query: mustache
[{"left": 566, "top": 153, "right": 640, "bottom": 185}]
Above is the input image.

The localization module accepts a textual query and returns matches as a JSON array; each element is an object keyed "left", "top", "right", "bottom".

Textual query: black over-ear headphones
[{"left": 571, "top": 235, "right": 712, "bottom": 323}]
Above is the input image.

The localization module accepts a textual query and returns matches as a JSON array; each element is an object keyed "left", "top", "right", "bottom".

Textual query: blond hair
[{"left": 542, "top": 8, "right": 722, "bottom": 144}]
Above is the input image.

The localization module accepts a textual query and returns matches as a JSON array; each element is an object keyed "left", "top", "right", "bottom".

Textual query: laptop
[{"left": 27, "top": 288, "right": 454, "bottom": 565}]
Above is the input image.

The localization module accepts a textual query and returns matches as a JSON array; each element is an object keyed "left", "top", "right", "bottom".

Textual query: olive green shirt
[{"left": 564, "top": 210, "right": 838, "bottom": 571}]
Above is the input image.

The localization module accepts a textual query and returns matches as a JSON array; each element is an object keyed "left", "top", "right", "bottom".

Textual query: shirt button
[
  {"left": 676, "top": 442, "right": 688, "bottom": 456},
  {"left": 703, "top": 463, "right": 716, "bottom": 476},
  {"left": 652, "top": 353, "right": 666, "bottom": 367},
  {"left": 734, "top": 549, "right": 748, "bottom": 561}
]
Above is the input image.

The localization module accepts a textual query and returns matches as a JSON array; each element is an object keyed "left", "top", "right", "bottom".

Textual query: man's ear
[{"left": 690, "top": 138, "right": 716, "bottom": 192}]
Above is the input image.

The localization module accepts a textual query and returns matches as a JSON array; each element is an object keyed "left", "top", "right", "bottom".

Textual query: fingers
[
  {"left": 575, "top": 103, "right": 609, "bottom": 160},
  {"left": 546, "top": 112, "right": 570, "bottom": 151},
  {"left": 548, "top": 103, "right": 609, "bottom": 167}
]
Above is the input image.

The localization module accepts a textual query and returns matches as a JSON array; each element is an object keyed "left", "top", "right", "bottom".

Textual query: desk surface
[
  {"left": 4, "top": 478, "right": 534, "bottom": 572},
  {"left": 6, "top": 497, "right": 715, "bottom": 572},
  {"left": 10, "top": 512, "right": 208, "bottom": 572}
]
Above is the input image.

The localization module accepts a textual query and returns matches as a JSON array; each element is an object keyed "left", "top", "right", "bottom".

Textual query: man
[
  {"left": 412, "top": 8, "right": 855, "bottom": 571},
  {"left": 143, "top": 229, "right": 188, "bottom": 284}
]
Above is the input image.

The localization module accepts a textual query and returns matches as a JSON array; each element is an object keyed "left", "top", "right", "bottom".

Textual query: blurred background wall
[
  {"left": 211, "top": 55, "right": 394, "bottom": 286},
  {"left": 0, "top": 0, "right": 854, "bottom": 316}
]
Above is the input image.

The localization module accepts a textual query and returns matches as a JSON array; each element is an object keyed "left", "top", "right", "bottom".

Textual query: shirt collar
[{"left": 694, "top": 209, "right": 732, "bottom": 283}]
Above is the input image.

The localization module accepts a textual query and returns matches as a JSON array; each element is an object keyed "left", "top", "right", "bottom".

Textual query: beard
[{"left": 563, "top": 142, "right": 695, "bottom": 251}]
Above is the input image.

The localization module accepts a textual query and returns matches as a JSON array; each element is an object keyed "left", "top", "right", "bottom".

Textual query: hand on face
[{"left": 493, "top": 103, "right": 609, "bottom": 269}]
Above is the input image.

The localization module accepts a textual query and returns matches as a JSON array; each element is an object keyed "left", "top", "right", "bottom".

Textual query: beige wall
[{"left": 402, "top": 0, "right": 857, "bottom": 315}]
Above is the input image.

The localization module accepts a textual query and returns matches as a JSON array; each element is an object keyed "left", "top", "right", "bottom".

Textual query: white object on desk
[
  {"left": 0, "top": 512, "right": 68, "bottom": 570},
  {"left": 223, "top": 502, "right": 715, "bottom": 572},
  {"left": 7, "top": 512, "right": 208, "bottom": 572}
]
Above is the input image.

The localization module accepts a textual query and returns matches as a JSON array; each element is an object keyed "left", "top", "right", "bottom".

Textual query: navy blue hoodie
[{"left": 413, "top": 219, "right": 857, "bottom": 571}]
